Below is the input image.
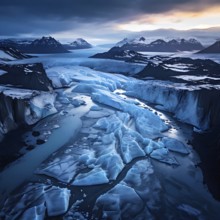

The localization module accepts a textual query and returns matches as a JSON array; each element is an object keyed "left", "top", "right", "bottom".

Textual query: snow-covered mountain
[
  {"left": 116, "top": 37, "right": 204, "bottom": 52},
  {"left": 0, "top": 46, "right": 32, "bottom": 61},
  {"left": 198, "top": 40, "right": 220, "bottom": 53},
  {"left": 0, "top": 37, "right": 92, "bottom": 53},
  {"left": 63, "top": 38, "right": 92, "bottom": 49},
  {"left": 116, "top": 36, "right": 147, "bottom": 47}
]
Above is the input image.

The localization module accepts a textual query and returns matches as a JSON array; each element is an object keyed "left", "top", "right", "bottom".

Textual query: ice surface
[
  {"left": 94, "top": 160, "right": 161, "bottom": 219},
  {"left": 85, "top": 108, "right": 114, "bottom": 119},
  {"left": 161, "top": 137, "right": 190, "bottom": 154},
  {"left": 63, "top": 199, "right": 88, "bottom": 220},
  {"left": 20, "top": 203, "right": 46, "bottom": 220},
  {"left": 36, "top": 154, "right": 82, "bottom": 183},
  {"left": 119, "top": 131, "right": 145, "bottom": 163},
  {"left": 92, "top": 89, "right": 169, "bottom": 138},
  {"left": 36, "top": 145, "right": 95, "bottom": 183},
  {"left": 150, "top": 148, "right": 179, "bottom": 165},
  {"left": 0, "top": 183, "right": 70, "bottom": 219},
  {"left": 46, "top": 65, "right": 128, "bottom": 89},
  {"left": 95, "top": 184, "right": 143, "bottom": 219},
  {"left": 96, "top": 152, "right": 124, "bottom": 180},
  {"left": 26, "top": 93, "right": 57, "bottom": 124},
  {"left": 124, "top": 80, "right": 210, "bottom": 130},
  {"left": 36, "top": 121, "right": 123, "bottom": 184},
  {"left": 122, "top": 160, "right": 160, "bottom": 199},
  {"left": 144, "top": 140, "right": 164, "bottom": 155},
  {"left": 36, "top": 108, "right": 167, "bottom": 186},
  {"left": 72, "top": 167, "right": 109, "bottom": 185},
  {"left": 45, "top": 187, "right": 70, "bottom": 216},
  {"left": 94, "top": 114, "right": 146, "bottom": 167},
  {"left": 135, "top": 114, "right": 168, "bottom": 138}
]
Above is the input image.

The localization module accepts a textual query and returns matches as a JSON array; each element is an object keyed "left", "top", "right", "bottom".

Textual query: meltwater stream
[{"left": 0, "top": 95, "right": 93, "bottom": 203}]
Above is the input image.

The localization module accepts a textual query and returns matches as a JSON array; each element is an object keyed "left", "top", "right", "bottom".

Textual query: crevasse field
[{"left": 0, "top": 47, "right": 220, "bottom": 219}]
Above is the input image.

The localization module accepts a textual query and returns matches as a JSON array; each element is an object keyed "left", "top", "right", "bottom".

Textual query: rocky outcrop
[
  {"left": 137, "top": 57, "right": 220, "bottom": 82},
  {"left": 91, "top": 46, "right": 149, "bottom": 63},
  {"left": 0, "top": 63, "right": 53, "bottom": 91},
  {"left": 0, "top": 87, "right": 57, "bottom": 140},
  {"left": 0, "top": 46, "right": 32, "bottom": 61}
]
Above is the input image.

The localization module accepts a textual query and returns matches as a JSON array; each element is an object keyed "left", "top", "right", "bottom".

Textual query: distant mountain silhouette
[
  {"left": 0, "top": 36, "right": 69, "bottom": 54},
  {"left": 116, "top": 37, "right": 204, "bottom": 52}
]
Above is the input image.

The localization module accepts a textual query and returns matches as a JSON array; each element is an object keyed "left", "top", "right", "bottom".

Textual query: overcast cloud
[{"left": 0, "top": 0, "right": 220, "bottom": 42}]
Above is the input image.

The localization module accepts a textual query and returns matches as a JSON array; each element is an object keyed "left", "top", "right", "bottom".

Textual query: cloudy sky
[{"left": 1, "top": 0, "right": 220, "bottom": 44}]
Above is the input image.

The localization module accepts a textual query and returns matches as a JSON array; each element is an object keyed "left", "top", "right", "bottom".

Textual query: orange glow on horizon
[{"left": 117, "top": 6, "right": 220, "bottom": 32}]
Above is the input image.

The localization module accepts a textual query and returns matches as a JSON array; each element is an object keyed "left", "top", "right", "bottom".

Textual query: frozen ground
[{"left": 0, "top": 48, "right": 220, "bottom": 219}]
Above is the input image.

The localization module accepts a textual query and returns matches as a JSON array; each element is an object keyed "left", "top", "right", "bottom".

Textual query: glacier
[{"left": 0, "top": 48, "right": 220, "bottom": 219}]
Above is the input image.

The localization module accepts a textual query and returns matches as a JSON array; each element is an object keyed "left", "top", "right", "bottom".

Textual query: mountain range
[
  {"left": 126, "top": 27, "right": 220, "bottom": 46},
  {"left": 116, "top": 37, "right": 204, "bottom": 52},
  {"left": 0, "top": 37, "right": 92, "bottom": 54}
]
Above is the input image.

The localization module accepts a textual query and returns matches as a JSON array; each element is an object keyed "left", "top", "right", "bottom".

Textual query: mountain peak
[
  {"left": 139, "top": 37, "right": 146, "bottom": 42},
  {"left": 29, "top": 36, "right": 68, "bottom": 53},
  {"left": 32, "top": 36, "right": 61, "bottom": 46},
  {"left": 67, "top": 38, "right": 92, "bottom": 49}
]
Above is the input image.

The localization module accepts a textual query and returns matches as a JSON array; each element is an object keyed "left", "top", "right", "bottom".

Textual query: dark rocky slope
[
  {"left": 137, "top": 57, "right": 220, "bottom": 81},
  {"left": 0, "top": 46, "right": 32, "bottom": 61},
  {"left": 0, "top": 63, "right": 53, "bottom": 91},
  {"left": 91, "top": 46, "right": 149, "bottom": 63},
  {"left": 198, "top": 41, "right": 220, "bottom": 54}
]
